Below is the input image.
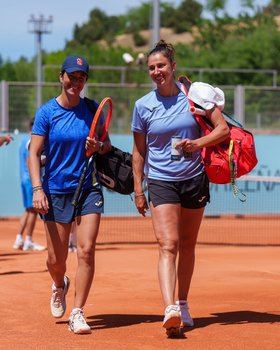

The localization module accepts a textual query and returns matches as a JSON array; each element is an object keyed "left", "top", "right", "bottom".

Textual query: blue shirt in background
[{"left": 19, "top": 134, "right": 31, "bottom": 183}]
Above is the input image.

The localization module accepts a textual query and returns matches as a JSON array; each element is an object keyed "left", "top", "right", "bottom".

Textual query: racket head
[{"left": 86, "top": 96, "right": 113, "bottom": 158}]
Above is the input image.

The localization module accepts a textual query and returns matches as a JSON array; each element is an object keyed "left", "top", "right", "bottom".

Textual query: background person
[
  {"left": 29, "top": 55, "right": 111, "bottom": 334},
  {"left": 13, "top": 119, "right": 45, "bottom": 251},
  {"left": 131, "top": 40, "right": 229, "bottom": 336},
  {"left": 0, "top": 135, "right": 13, "bottom": 147}
]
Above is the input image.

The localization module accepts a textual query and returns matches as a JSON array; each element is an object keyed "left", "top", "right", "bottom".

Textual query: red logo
[{"left": 76, "top": 58, "right": 83, "bottom": 66}]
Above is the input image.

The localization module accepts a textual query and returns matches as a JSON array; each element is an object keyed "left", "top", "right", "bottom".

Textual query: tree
[
  {"left": 206, "top": 0, "right": 227, "bottom": 18},
  {"left": 172, "top": 0, "right": 203, "bottom": 33}
]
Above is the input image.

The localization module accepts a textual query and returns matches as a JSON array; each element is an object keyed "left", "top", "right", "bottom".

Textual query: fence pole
[
  {"left": 234, "top": 85, "right": 245, "bottom": 126},
  {"left": 1, "top": 81, "right": 9, "bottom": 131}
]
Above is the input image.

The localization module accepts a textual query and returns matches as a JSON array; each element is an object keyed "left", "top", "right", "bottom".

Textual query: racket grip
[
  {"left": 189, "top": 106, "right": 206, "bottom": 116},
  {"left": 71, "top": 160, "right": 90, "bottom": 207}
]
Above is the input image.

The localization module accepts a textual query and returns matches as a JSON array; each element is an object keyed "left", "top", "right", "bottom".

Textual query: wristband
[{"left": 32, "top": 186, "right": 43, "bottom": 193}]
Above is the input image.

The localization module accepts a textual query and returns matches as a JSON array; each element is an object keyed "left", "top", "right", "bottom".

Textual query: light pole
[
  {"left": 28, "top": 15, "right": 53, "bottom": 108},
  {"left": 152, "top": 0, "right": 160, "bottom": 48}
]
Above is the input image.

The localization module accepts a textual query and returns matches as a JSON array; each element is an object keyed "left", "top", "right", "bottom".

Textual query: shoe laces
[
  {"left": 72, "top": 309, "right": 87, "bottom": 324},
  {"left": 52, "top": 287, "right": 64, "bottom": 307}
]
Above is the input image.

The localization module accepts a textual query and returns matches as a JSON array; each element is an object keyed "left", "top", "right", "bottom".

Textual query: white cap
[{"left": 188, "top": 82, "right": 225, "bottom": 111}]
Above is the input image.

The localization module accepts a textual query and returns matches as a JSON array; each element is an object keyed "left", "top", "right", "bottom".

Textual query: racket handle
[
  {"left": 189, "top": 106, "right": 206, "bottom": 116},
  {"left": 71, "top": 157, "right": 93, "bottom": 207}
]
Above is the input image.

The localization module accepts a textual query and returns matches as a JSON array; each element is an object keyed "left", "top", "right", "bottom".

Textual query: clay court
[{"left": 0, "top": 217, "right": 280, "bottom": 350}]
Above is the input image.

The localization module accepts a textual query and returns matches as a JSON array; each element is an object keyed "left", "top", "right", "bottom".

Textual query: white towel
[{"left": 188, "top": 82, "right": 225, "bottom": 111}]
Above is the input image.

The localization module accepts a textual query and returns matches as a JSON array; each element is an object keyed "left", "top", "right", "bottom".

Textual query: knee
[
  {"left": 179, "top": 236, "right": 197, "bottom": 253},
  {"left": 77, "top": 245, "right": 95, "bottom": 264},
  {"left": 158, "top": 238, "right": 178, "bottom": 257}
]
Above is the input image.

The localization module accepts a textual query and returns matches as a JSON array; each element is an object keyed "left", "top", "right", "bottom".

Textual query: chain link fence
[{"left": 1, "top": 81, "right": 280, "bottom": 133}]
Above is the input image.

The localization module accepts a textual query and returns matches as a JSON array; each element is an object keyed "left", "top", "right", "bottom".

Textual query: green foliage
[
  {"left": 0, "top": 1, "right": 279, "bottom": 87},
  {"left": 172, "top": 0, "right": 203, "bottom": 33},
  {"left": 72, "top": 8, "right": 125, "bottom": 45},
  {"left": 133, "top": 32, "right": 147, "bottom": 47},
  {"left": 125, "top": 2, "right": 151, "bottom": 32}
]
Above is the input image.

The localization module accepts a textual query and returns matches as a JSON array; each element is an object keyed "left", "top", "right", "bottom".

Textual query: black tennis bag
[{"left": 95, "top": 146, "right": 134, "bottom": 195}]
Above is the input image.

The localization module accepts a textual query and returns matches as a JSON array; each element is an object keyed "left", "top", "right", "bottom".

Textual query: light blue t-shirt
[
  {"left": 32, "top": 97, "right": 99, "bottom": 194},
  {"left": 131, "top": 89, "right": 204, "bottom": 181}
]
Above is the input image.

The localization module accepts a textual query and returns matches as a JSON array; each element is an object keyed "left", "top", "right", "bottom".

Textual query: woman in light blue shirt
[{"left": 132, "top": 40, "right": 229, "bottom": 337}]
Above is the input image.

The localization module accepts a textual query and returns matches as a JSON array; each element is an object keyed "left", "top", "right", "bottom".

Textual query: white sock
[{"left": 25, "top": 235, "right": 32, "bottom": 243}]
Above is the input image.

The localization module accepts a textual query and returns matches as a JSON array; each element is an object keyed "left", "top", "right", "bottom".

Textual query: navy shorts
[
  {"left": 148, "top": 172, "right": 210, "bottom": 209},
  {"left": 40, "top": 186, "right": 104, "bottom": 224}
]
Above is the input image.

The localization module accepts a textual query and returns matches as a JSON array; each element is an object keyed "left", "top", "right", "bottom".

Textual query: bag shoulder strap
[{"left": 84, "top": 97, "right": 98, "bottom": 115}]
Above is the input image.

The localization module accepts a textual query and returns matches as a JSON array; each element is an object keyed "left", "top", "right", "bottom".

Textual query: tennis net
[{"left": 97, "top": 176, "right": 280, "bottom": 246}]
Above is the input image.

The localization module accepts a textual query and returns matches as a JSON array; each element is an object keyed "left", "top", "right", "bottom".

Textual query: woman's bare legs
[
  {"left": 177, "top": 207, "right": 204, "bottom": 301},
  {"left": 150, "top": 203, "right": 181, "bottom": 307},
  {"left": 74, "top": 213, "right": 101, "bottom": 308}
]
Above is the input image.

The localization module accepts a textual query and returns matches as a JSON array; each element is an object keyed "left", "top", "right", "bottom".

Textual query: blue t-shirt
[
  {"left": 32, "top": 97, "right": 99, "bottom": 194},
  {"left": 131, "top": 89, "right": 204, "bottom": 181},
  {"left": 19, "top": 134, "right": 31, "bottom": 183}
]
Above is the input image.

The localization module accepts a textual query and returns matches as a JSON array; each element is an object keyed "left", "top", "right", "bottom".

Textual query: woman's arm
[
  {"left": 29, "top": 134, "right": 49, "bottom": 214},
  {"left": 133, "top": 132, "right": 149, "bottom": 217},
  {"left": 0, "top": 135, "right": 13, "bottom": 147},
  {"left": 177, "top": 107, "right": 230, "bottom": 153}
]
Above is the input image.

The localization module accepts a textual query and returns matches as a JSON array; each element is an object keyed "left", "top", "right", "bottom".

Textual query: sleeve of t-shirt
[
  {"left": 32, "top": 105, "right": 50, "bottom": 136},
  {"left": 131, "top": 103, "right": 146, "bottom": 134}
]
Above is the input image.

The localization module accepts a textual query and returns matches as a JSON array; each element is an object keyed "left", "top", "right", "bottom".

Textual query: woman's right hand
[
  {"left": 33, "top": 189, "right": 49, "bottom": 214},
  {"left": 134, "top": 193, "right": 149, "bottom": 217}
]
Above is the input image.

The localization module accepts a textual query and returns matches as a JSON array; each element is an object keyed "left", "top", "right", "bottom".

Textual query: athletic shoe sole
[{"left": 68, "top": 325, "right": 92, "bottom": 334}]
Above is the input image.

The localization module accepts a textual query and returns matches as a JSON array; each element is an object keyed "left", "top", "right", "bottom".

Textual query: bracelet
[
  {"left": 32, "top": 186, "right": 43, "bottom": 193},
  {"left": 134, "top": 192, "right": 145, "bottom": 198}
]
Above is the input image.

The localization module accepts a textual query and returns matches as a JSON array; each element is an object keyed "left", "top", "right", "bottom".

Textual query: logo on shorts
[
  {"left": 95, "top": 200, "right": 103, "bottom": 207},
  {"left": 198, "top": 196, "right": 206, "bottom": 203}
]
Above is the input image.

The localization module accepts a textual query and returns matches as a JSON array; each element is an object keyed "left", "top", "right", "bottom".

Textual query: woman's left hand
[
  {"left": 85, "top": 136, "right": 101, "bottom": 153},
  {"left": 176, "top": 138, "right": 200, "bottom": 153}
]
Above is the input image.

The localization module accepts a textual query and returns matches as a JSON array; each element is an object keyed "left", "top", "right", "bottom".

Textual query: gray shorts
[
  {"left": 40, "top": 186, "right": 104, "bottom": 224},
  {"left": 148, "top": 172, "right": 210, "bottom": 209}
]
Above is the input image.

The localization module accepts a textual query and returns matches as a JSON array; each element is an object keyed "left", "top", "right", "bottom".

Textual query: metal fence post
[
  {"left": 1, "top": 81, "right": 9, "bottom": 132},
  {"left": 234, "top": 85, "right": 245, "bottom": 126}
]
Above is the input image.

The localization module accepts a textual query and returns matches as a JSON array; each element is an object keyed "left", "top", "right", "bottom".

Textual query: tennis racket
[{"left": 71, "top": 97, "right": 113, "bottom": 207}]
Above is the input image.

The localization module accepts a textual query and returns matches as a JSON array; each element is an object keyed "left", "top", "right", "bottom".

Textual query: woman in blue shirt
[
  {"left": 29, "top": 55, "right": 111, "bottom": 334},
  {"left": 132, "top": 41, "right": 229, "bottom": 336}
]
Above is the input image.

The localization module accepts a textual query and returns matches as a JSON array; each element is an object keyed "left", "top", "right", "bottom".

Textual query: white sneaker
[
  {"left": 69, "top": 308, "right": 92, "bottom": 334},
  {"left": 162, "top": 304, "right": 181, "bottom": 329},
  {"left": 50, "top": 276, "right": 70, "bottom": 318},
  {"left": 176, "top": 300, "right": 194, "bottom": 327},
  {"left": 13, "top": 235, "right": 24, "bottom": 250},
  {"left": 23, "top": 241, "right": 46, "bottom": 251}
]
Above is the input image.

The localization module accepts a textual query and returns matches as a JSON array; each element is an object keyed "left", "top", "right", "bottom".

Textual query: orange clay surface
[{"left": 0, "top": 218, "right": 280, "bottom": 350}]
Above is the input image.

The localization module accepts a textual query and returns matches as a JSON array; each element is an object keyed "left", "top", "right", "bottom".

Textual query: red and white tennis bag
[{"left": 178, "top": 76, "right": 258, "bottom": 199}]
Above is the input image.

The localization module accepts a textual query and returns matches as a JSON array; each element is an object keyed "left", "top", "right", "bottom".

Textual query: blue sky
[{"left": 0, "top": 0, "right": 270, "bottom": 62}]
